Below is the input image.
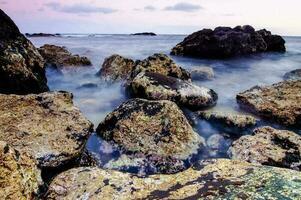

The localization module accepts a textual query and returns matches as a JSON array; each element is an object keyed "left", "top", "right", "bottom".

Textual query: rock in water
[
  {"left": 284, "top": 69, "right": 301, "bottom": 81},
  {"left": 0, "top": 141, "right": 42, "bottom": 199},
  {"left": 237, "top": 80, "right": 301, "bottom": 127},
  {"left": 191, "top": 66, "right": 215, "bottom": 81},
  {"left": 131, "top": 53, "right": 191, "bottom": 80},
  {"left": 0, "top": 92, "right": 93, "bottom": 168},
  {"left": 46, "top": 159, "right": 301, "bottom": 199},
  {"left": 97, "top": 54, "right": 135, "bottom": 81},
  {"left": 0, "top": 9, "right": 49, "bottom": 94},
  {"left": 38, "top": 44, "right": 92, "bottom": 68},
  {"left": 128, "top": 72, "right": 218, "bottom": 109},
  {"left": 96, "top": 98, "right": 205, "bottom": 173},
  {"left": 229, "top": 126, "right": 301, "bottom": 171},
  {"left": 171, "top": 25, "right": 285, "bottom": 58}
]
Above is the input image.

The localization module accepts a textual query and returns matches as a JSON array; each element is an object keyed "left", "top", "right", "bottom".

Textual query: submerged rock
[
  {"left": 0, "top": 141, "right": 42, "bottom": 199},
  {"left": 191, "top": 66, "right": 215, "bottom": 81},
  {"left": 25, "top": 33, "right": 61, "bottom": 37},
  {"left": 237, "top": 80, "right": 301, "bottom": 127},
  {"left": 171, "top": 25, "right": 285, "bottom": 58},
  {"left": 38, "top": 44, "right": 92, "bottom": 68},
  {"left": 229, "top": 126, "right": 301, "bottom": 171},
  {"left": 96, "top": 98, "right": 205, "bottom": 173},
  {"left": 206, "top": 134, "right": 231, "bottom": 157},
  {"left": 284, "top": 69, "right": 301, "bottom": 81},
  {"left": 128, "top": 72, "right": 218, "bottom": 109},
  {"left": 0, "top": 9, "right": 49, "bottom": 94},
  {"left": 0, "top": 92, "right": 93, "bottom": 168},
  {"left": 131, "top": 53, "right": 191, "bottom": 80},
  {"left": 97, "top": 54, "right": 135, "bottom": 81},
  {"left": 47, "top": 159, "right": 301, "bottom": 199},
  {"left": 131, "top": 32, "right": 156, "bottom": 36}
]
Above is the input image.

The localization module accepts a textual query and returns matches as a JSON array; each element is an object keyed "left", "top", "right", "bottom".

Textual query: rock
[
  {"left": 206, "top": 134, "right": 231, "bottom": 157},
  {"left": 0, "top": 141, "right": 42, "bottom": 199},
  {"left": 191, "top": 66, "right": 215, "bottom": 81},
  {"left": 229, "top": 126, "right": 301, "bottom": 171},
  {"left": 25, "top": 33, "right": 61, "bottom": 37},
  {"left": 96, "top": 98, "right": 205, "bottom": 173},
  {"left": 196, "top": 108, "right": 257, "bottom": 133},
  {"left": 237, "top": 80, "right": 301, "bottom": 127},
  {"left": 284, "top": 69, "right": 301, "bottom": 81},
  {"left": 0, "top": 9, "right": 49, "bottom": 94},
  {"left": 128, "top": 72, "right": 218, "bottom": 109},
  {"left": 38, "top": 44, "right": 92, "bottom": 68},
  {"left": 46, "top": 159, "right": 301, "bottom": 199},
  {"left": 131, "top": 53, "right": 191, "bottom": 80},
  {"left": 77, "top": 83, "right": 98, "bottom": 89},
  {"left": 131, "top": 32, "right": 157, "bottom": 36},
  {"left": 0, "top": 92, "right": 93, "bottom": 168},
  {"left": 171, "top": 25, "right": 286, "bottom": 58},
  {"left": 97, "top": 54, "right": 135, "bottom": 81}
]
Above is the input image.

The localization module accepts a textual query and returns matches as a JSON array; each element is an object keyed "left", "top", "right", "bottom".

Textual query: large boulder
[
  {"left": 97, "top": 54, "right": 135, "bottom": 81},
  {"left": 0, "top": 92, "right": 93, "bottom": 168},
  {"left": 237, "top": 80, "right": 301, "bottom": 127},
  {"left": 229, "top": 126, "right": 301, "bottom": 171},
  {"left": 0, "top": 9, "right": 49, "bottom": 94},
  {"left": 284, "top": 69, "right": 301, "bottom": 81},
  {"left": 46, "top": 159, "right": 301, "bottom": 199},
  {"left": 128, "top": 72, "right": 218, "bottom": 109},
  {"left": 0, "top": 141, "right": 42, "bottom": 199},
  {"left": 96, "top": 98, "right": 205, "bottom": 173},
  {"left": 171, "top": 25, "right": 285, "bottom": 58},
  {"left": 38, "top": 44, "right": 92, "bottom": 68},
  {"left": 131, "top": 53, "right": 191, "bottom": 80}
]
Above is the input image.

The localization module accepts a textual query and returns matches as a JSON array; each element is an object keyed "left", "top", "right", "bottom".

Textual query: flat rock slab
[
  {"left": 129, "top": 72, "right": 218, "bottom": 109},
  {"left": 237, "top": 80, "right": 301, "bottom": 127},
  {"left": 46, "top": 159, "right": 301, "bottom": 199},
  {"left": 0, "top": 92, "right": 93, "bottom": 168},
  {"left": 0, "top": 141, "right": 42, "bottom": 199},
  {"left": 229, "top": 126, "right": 301, "bottom": 171},
  {"left": 284, "top": 69, "right": 301, "bottom": 81},
  {"left": 96, "top": 98, "right": 205, "bottom": 173}
]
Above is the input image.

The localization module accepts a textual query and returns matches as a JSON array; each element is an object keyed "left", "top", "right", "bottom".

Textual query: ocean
[{"left": 30, "top": 34, "right": 301, "bottom": 174}]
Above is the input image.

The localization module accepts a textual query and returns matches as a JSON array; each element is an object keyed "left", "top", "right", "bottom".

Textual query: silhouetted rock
[
  {"left": 131, "top": 32, "right": 156, "bottom": 36},
  {"left": 171, "top": 25, "right": 286, "bottom": 58},
  {"left": 284, "top": 69, "right": 301, "bottom": 81},
  {"left": 25, "top": 33, "right": 61, "bottom": 37},
  {"left": 0, "top": 9, "right": 49, "bottom": 94}
]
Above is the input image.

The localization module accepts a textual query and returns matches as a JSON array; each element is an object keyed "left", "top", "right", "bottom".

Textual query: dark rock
[
  {"left": 77, "top": 83, "right": 98, "bottom": 89},
  {"left": 128, "top": 72, "right": 218, "bottom": 109},
  {"left": 25, "top": 33, "right": 61, "bottom": 37},
  {"left": 131, "top": 32, "right": 157, "bottom": 36},
  {"left": 0, "top": 9, "right": 49, "bottom": 94},
  {"left": 171, "top": 25, "right": 286, "bottom": 58},
  {"left": 38, "top": 44, "right": 92, "bottom": 68},
  {"left": 237, "top": 80, "right": 301, "bottom": 127},
  {"left": 283, "top": 69, "right": 301, "bottom": 81},
  {"left": 190, "top": 66, "right": 214, "bottom": 81},
  {"left": 229, "top": 126, "right": 301, "bottom": 171}
]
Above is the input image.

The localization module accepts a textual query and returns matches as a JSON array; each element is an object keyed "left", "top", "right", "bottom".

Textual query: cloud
[
  {"left": 164, "top": 2, "right": 203, "bottom": 12},
  {"left": 144, "top": 6, "right": 156, "bottom": 11},
  {"left": 45, "top": 2, "right": 117, "bottom": 14}
]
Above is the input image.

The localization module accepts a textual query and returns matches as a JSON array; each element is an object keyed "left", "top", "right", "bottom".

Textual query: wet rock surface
[
  {"left": 0, "top": 92, "right": 93, "bottom": 168},
  {"left": 128, "top": 72, "right": 218, "bottom": 109},
  {"left": 0, "top": 141, "right": 42, "bottom": 199},
  {"left": 131, "top": 53, "right": 191, "bottom": 80},
  {"left": 38, "top": 44, "right": 92, "bottom": 68},
  {"left": 191, "top": 66, "right": 215, "bottom": 81},
  {"left": 171, "top": 25, "right": 285, "bottom": 58},
  {"left": 284, "top": 69, "right": 301, "bottom": 81},
  {"left": 98, "top": 54, "right": 135, "bottom": 81},
  {"left": 96, "top": 98, "right": 205, "bottom": 173},
  {"left": 0, "top": 9, "right": 49, "bottom": 94},
  {"left": 229, "top": 126, "right": 301, "bottom": 171},
  {"left": 46, "top": 159, "right": 301, "bottom": 199},
  {"left": 237, "top": 80, "right": 301, "bottom": 127}
]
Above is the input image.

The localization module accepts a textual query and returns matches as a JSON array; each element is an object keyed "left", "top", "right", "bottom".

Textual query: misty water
[{"left": 30, "top": 35, "right": 301, "bottom": 174}]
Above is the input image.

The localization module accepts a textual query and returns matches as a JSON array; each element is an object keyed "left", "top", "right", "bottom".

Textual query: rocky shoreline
[{"left": 1, "top": 9, "right": 301, "bottom": 199}]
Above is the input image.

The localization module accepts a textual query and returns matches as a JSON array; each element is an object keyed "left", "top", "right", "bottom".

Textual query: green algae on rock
[
  {"left": 237, "top": 80, "right": 301, "bottom": 128},
  {"left": 128, "top": 72, "right": 218, "bottom": 109},
  {"left": 0, "top": 9, "right": 49, "bottom": 94},
  {"left": 46, "top": 159, "right": 301, "bottom": 199},
  {"left": 229, "top": 126, "right": 301, "bottom": 171},
  {"left": 0, "top": 92, "right": 93, "bottom": 168},
  {"left": 0, "top": 141, "right": 42, "bottom": 200}
]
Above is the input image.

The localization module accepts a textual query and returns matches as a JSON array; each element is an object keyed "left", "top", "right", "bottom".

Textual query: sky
[{"left": 1, "top": 0, "right": 300, "bottom": 36}]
